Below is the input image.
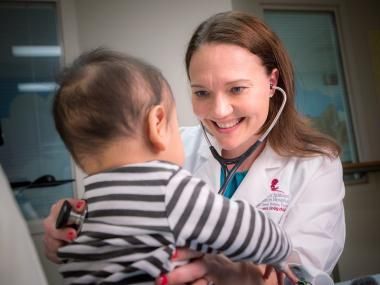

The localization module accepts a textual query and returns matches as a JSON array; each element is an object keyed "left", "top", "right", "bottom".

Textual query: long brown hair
[{"left": 185, "top": 11, "right": 340, "bottom": 158}]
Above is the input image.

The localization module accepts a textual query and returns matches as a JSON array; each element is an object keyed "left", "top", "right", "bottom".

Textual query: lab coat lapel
[
  {"left": 194, "top": 153, "right": 220, "bottom": 194},
  {"left": 193, "top": 138, "right": 285, "bottom": 203},
  {"left": 193, "top": 135, "right": 221, "bottom": 194},
  {"left": 233, "top": 144, "right": 283, "bottom": 206}
]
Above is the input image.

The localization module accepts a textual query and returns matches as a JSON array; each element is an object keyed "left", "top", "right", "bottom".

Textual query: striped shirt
[{"left": 58, "top": 160, "right": 291, "bottom": 285}]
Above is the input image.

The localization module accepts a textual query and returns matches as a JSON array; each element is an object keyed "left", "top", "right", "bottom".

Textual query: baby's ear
[{"left": 147, "top": 105, "right": 169, "bottom": 152}]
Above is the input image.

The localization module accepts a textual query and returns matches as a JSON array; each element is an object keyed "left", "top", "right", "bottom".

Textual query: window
[
  {"left": 0, "top": 2, "right": 74, "bottom": 220},
  {"left": 264, "top": 10, "right": 357, "bottom": 163}
]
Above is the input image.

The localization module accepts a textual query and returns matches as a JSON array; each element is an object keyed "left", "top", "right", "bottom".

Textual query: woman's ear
[
  {"left": 147, "top": 105, "right": 169, "bottom": 152},
  {"left": 269, "top": 68, "right": 279, "bottom": 97}
]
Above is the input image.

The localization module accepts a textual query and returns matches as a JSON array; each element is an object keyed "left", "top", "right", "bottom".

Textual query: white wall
[{"left": 340, "top": 172, "right": 380, "bottom": 280}]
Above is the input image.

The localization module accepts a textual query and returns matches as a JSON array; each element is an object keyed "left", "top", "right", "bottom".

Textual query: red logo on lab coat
[
  {"left": 257, "top": 178, "right": 289, "bottom": 214},
  {"left": 270, "top": 179, "right": 283, "bottom": 193}
]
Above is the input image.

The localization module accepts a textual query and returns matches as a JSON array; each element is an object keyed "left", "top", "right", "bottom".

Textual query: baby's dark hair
[{"left": 53, "top": 48, "right": 173, "bottom": 164}]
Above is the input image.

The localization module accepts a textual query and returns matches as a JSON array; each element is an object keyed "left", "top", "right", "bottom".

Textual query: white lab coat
[
  {"left": 181, "top": 125, "right": 345, "bottom": 285},
  {"left": 0, "top": 165, "right": 48, "bottom": 285}
]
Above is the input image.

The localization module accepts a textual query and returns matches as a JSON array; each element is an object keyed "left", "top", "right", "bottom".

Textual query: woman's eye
[
  {"left": 194, "top": 90, "right": 209, "bottom": 97},
  {"left": 230, "top": 86, "right": 246, "bottom": 94}
]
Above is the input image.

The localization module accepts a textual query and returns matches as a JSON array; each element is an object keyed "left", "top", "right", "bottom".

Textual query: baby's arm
[{"left": 165, "top": 169, "right": 292, "bottom": 266}]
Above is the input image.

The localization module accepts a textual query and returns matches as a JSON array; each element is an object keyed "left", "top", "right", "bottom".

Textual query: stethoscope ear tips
[{"left": 56, "top": 200, "right": 87, "bottom": 231}]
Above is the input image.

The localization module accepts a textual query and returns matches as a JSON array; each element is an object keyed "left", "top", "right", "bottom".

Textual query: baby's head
[{"left": 53, "top": 48, "right": 184, "bottom": 173}]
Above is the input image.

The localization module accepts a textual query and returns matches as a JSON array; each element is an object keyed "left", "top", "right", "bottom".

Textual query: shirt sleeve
[{"left": 164, "top": 168, "right": 292, "bottom": 265}]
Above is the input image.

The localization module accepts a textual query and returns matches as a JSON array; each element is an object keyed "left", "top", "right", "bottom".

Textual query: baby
[{"left": 53, "top": 48, "right": 293, "bottom": 285}]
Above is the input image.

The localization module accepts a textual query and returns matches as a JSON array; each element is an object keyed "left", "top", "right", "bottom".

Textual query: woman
[{"left": 43, "top": 11, "right": 345, "bottom": 285}]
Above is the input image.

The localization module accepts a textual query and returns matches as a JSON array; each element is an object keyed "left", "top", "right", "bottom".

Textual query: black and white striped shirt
[{"left": 59, "top": 160, "right": 291, "bottom": 285}]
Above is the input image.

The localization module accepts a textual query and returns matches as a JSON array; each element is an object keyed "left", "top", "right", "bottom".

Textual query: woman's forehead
[
  {"left": 190, "top": 44, "right": 262, "bottom": 68},
  {"left": 188, "top": 44, "right": 266, "bottom": 86}
]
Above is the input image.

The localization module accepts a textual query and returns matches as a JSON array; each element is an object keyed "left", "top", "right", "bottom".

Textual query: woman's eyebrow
[
  {"left": 190, "top": 83, "right": 206, "bottom": 88},
  {"left": 191, "top": 79, "right": 253, "bottom": 88},
  {"left": 225, "top": 79, "right": 252, "bottom": 85}
]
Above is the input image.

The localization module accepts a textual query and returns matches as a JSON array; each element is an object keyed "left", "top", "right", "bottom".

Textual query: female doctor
[{"left": 43, "top": 11, "right": 345, "bottom": 285}]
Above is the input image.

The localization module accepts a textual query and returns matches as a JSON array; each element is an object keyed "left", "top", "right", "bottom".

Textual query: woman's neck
[{"left": 221, "top": 141, "right": 266, "bottom": 171}]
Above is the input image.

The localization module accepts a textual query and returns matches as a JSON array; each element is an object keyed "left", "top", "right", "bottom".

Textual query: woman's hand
[
  {"left": 155, "top": 248, "right": 206, "bottom": 285},
  {"left": 205, "top": 255, "right": 266, "bottom": 285},
  {"left": 42, "top": 198, "right": 86, "bottom": 263},
  {"left": 263, "top": 264, "right": 300, "bottom": 285},
  {"left": 156, "top": 248, "right": 266, "bottom": 285}
]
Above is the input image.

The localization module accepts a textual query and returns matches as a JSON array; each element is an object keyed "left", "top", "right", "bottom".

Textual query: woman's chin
[
  {"left": 220, "top": 143, "right": 246, "bottom": 157},
  {"left": 219, "top": 137, "right": 260, "bottom": 157}
]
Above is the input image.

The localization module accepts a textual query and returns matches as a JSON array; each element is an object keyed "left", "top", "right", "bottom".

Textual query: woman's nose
[{"left": 212, "top": 95, "right": 233, "bottom": 118}]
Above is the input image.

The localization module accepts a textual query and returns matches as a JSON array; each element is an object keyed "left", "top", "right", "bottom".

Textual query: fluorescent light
[
  {"left": 17, "top": 82, "right": 58, "bottom": 93},
  {"left": 12, "top": 46, "right": 61, "bottom": 57}
]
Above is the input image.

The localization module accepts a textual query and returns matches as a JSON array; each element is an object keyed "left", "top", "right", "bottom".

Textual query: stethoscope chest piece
[{"left": 55, "top": 200, "right": 87, "bottom": 233}]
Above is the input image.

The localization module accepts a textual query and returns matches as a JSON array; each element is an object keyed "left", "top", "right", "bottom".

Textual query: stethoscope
[{"left": 200, "top": 85, "right": 287, "bottom": 196}]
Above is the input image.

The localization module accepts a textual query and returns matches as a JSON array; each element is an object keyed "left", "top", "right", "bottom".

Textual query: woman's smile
[{"left": 212, "top": 118, "right": 244, "bottom": 132}]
